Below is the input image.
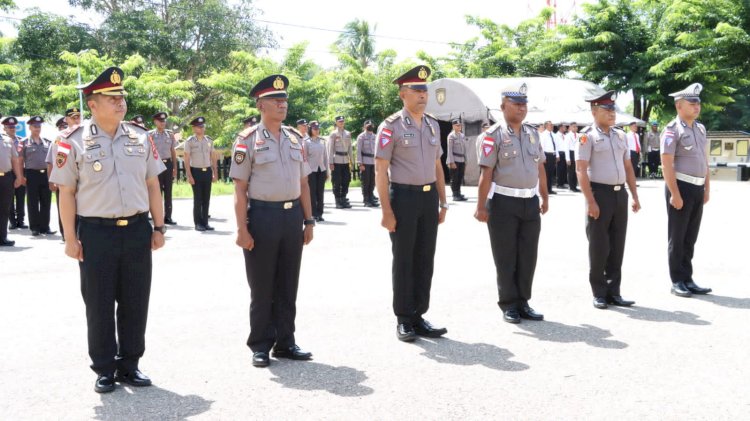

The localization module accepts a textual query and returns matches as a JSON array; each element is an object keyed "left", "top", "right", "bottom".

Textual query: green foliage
[{"left": 335, "top": 19, "right": 377, "bottom": 68}]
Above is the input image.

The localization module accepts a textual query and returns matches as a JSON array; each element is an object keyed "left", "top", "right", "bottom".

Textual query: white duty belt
[
  {"left": 675, "top": 172, "right": 705, "bottom": 186},
  {"left": 494, "top": 185, "right": 537, "bottom": 198}
]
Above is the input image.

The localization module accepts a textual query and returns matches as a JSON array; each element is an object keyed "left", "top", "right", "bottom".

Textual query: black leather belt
[
  {"left": 391, "top": 182, "right": 436, "bottom": 192},
  {"left": 334, "top": 152, "right": 349, "bottom": 156},
  {"left": 25, "top": 169, "right": 46, "bottom": 173},
  {"left": 250, "top": 199, "right": 300, "bottom": 209},
  {"left": 78, "top": 212, "right": 148, "bottom": 227},
  {"left": 191, "top": 167, "right": 210, "bottom": 172},
  {"left": 590, "top": 182, "right": 625, "bottom": 192},
  {"left": 453, "top": 153, "right": 464, "bottom": 157},
  {"left": 362, "top": 153, "right": 374, "bottom": 158},
  {"left": 162, "top": 158, "right": 172, "bottom": 163}
]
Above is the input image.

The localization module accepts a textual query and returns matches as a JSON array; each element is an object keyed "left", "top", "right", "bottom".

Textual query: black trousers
[
  {"left": 389, "top": 184, "right": 439, "bottom": 324},
  {"left": 361, "top": 164, "right": 376, "bottom": 202},
  {"left": 308, "top": 169, "right": 326, "bottom": 218},
  {"left": 0, "top": 173, "right": 12, "bottom": 240},
  {"left": 190, "top": 167, "right": 212, "bottom": 227},
  {"left": 567, "top": 151, "right": 578, "bottom": 190},
  {"left": 544, "top": 152, "right": 556, "bottom": 192},
  {"left": 54, "top": 190, "right": 64, "bottom": 240},
  {"left": 25, "top": 169, "right": 52, "bottom": 232},
  {"left": 556, "top": 151, "right": 568, "bottom": 187},
  {"left": 647, "top": 151, "right": 661, "bottom": 175},
  {"left": 332, "top": 163, "right": 351, "bottom": 200},
  {"left": 77, "top": 214, "right": 152, "bottom": 375},
  {"left": 243, "top": 203, "right": 303, "bottom": 352},
  {"left": 9, "top": 172, "right": 25, "bottom": 224},
  {"left": 586, "top": 184, "right": 628, "bottom": 297},
  {"left": 487, "top": 194, "right": 541, "bottom": 311},
  {"left": 449, "top": 162, "right": 465, "bottom": 196},
  {"left": 158, "top": 159, "right": 174, "bottom": 220},
  {"left": 630, "top": 151, "right": 641, "bottom": 178},
  {"left": 666, "top": 180, "right": 704, "bottom": 284}
]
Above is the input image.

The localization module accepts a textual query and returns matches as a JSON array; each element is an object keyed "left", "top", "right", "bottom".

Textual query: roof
[
  {"left": 706, "top": 131, "right": 750, "bottom": 138},
  {"left": 426, "top": 77, "right": 643, "bottom": 126}
]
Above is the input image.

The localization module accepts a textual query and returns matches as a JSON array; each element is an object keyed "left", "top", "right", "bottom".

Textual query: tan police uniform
[
  {"left": 148, "top": 127, "right": 178, "bottom": 223},
  {"left": 21, "top": 129, "right": 54, "bottom": 234},
  {"left": 328, "top": 127, "right": 352, "bottom": 206},
  {"left": 357, "top": 130, "right": 378, "bottom": 206},
  {"left": 305, "top": 133, "right": 328, "bottom": 219},
  {"left": 184, "top": 132, "right": 214, "bottom": 229},
  {"left": 0, "top": 133, "right": 19, "bottom": 243},
  {"left": 446, "top": 129, "right": 468, "bottom": 199}
]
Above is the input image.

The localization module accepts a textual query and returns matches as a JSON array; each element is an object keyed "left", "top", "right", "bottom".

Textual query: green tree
[
  {"left": 0, "top": 37, "right": 21, "bottom": 112},
  {"left": 335, "top": 19, "right": 377, "bottom": 68}
]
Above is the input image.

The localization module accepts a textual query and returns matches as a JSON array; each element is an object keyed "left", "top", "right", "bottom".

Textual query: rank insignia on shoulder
[{"left": 234, "top": 143, "right": 247, "bottom": 164}]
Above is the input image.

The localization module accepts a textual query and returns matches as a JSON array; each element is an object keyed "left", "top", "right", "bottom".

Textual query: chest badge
[{"left": 93, "top": 161, "right": 103, "bottom": 172}]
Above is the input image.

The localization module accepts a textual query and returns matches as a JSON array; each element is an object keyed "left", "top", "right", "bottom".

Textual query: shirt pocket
[
  {"left": 81, "top": 151, "right": 112, "bottom": 180},
  {"left": 254, "top": 150, "right": 278, "bottom": 165},
  {"left": 290, "top": 144, "right": 303, "bottom": 162},
  {"left": 593, "top": 140, "right": 609, "bottom": 152},
  {"left": 499, "top": 147, "right": 520, "bottom": 160}
]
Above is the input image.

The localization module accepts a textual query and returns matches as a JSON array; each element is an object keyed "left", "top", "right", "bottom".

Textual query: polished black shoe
[
  {"left": 455, "top": 195, "right": 468, "bottom": 202},
  {"left": 115, "top": 369, "right": 152, "bottom": 387},
  {"left": 164, "top": 218, "right": 177, "bottom": 225},
  {"left": 593, "top": 297, "right": 608, "bottom": 309},
  {"left": 41, "top": 229, "right": 57, "bottom": 235},
  {"left": 252, "top": 352, "right": 270, "bottom": 367},
  {"left": 548, "top": 190, "right": 557, "bottom": 195},
  {"left": 685, "top": 281, "right": 712, "bottom": 295},
  {"left": 671, "top": 282, "right": 693, "bottom": 298},
  {"left": 396, "top": 323, "right": 417, "bottom": 342},
  {"left": 519, "top": 306, "right": 544, "bottom": 321},
  {"left": 414, "top": 319, "right": 447, "bottom": 337},
  {"left": 17, "top": 223, "right": 28, "bottom": 229},
  {"left": 94, "top": 373, "right": 116, "bottom": 393},
  {"left": 503, "top": 309, "right": 521, "bottom": 324},
  {"left": 31, "top": 230, "right": 41, "bottom": 236},
  {"left": 0, "top": 238, "right": 15, "bottom": 246},
  {"left": 607, "top": 295, "right": 635, "bottom": 306},
  {"left": 204, "top": 225, "right": 215, "bottom": 231},
  {"left": 195, "top": 225, "right": 206, "bottom": 231},
  {"left": 8, "top": 222, "right": 17, "bottom": 230},
  {"left": 272, "top": 345, "right": 313, "bottom": 360},
  {"left": 318, "top": 216, "right": 325, "bottom": 222},
  {"left": 341, "top": 202, "right": 352, "bottom": 209}
]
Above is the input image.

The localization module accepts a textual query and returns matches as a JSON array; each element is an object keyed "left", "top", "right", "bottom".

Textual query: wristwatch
[
  {"left": 303, "top": 218, "right": 316, "bottom": 227},
  {"left": 153, "top": 225, "right": 167, "bottom": 234},
  {"left": 439, "top": 202, "right": 450, "bottom": 210}
]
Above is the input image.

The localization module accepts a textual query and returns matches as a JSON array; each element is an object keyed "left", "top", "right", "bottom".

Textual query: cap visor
[{"left": 505, "top": 96, "right": 528, "bottom": 104}]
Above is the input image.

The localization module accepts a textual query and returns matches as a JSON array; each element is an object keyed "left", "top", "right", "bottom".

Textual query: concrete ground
[{"left": 1, "top": 179, "right": 749, "bottom": 420}]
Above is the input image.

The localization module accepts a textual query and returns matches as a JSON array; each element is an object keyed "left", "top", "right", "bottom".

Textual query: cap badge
[
  {"left": 519, "top": 83, "right": 528, "bottom": 95},
  {"left": 273, "top": 76, "right": 285, "bottom": 90},
  {"left": 418, "top": 67, "right": 428, "bottom": 80},
  {"left": 110, "top": 71, "right": 121, "bottom": 85}
]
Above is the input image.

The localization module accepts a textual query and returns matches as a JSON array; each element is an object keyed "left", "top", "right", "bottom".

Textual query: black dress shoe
[
  {"left": 685, "top": 281, "right": 712, "bottom": 295},
  {"left": 115, "top": 369, "right": 152, "bottom": 387},
  {"left": 195, "top": 225, "right": 206, "bottom": 231},
  {"left": 593, "top": 297, "right": 608, "bottom": 309},
  {"left": 519, "top": 306, "right": 544, "bottom": 321},
  {"left": 252, "top": 352, "right": 270, "bottom": 367},
  {"left": 548, "top": 190, "right": 557, "bottom": 195},
  {"left": 272, "top": 345, "right": 312, "bottom": 360},
  {"left": 414, "top": 319, "right": 447, "bottom": 337},
  {"left": 164, "top": 218, "right": 177, "bottom": 225},
  {"left": 8, "top": 222, "right": 17, "bottom": 230},
  {"left": 94, "top": 373, "right": 116, "bottom": 393},
  {"left": 503, "top": 309, "right": 521, "bottom": 324},
  {"left": 397, "top": 323, "right": 416, "bottom": 342},
  {"left": 455, "top": 196, "right": 468, "bottom": 202},
  {"left": 204, "top": 225, "right": 215, "bottom": 231},
  {"left": 31, "top": 230, "right": 41, "bottom": 236},
  {"left": 607, "top": 295, "right": 635, "bottom": 306},
  {"left": 0, "top": 238, "right": 15, "bottom": 247},
  {"left": 342, "top": 202, "right": 352, "bottom": 209},
  {"left": 671, "top": 282, "right": 693, "bottom": 298},
  {"left": 41, "top": 229, "right": 57, "bottom": 235},
  {"left": 17, "top": 223, "right": 28, "bottom": 229},
  {"left": 317, "top": 216, "right": 325, "bottom": 222}
]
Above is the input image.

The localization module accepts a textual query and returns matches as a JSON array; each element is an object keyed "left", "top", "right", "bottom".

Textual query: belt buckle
[
  {"left": 201, "top": 168, "right": 207, "bottom": 172},
  {"left": 116, "top": 219, "right": 128, "bottom": 227},
  {"left": 0, "top": 172, "right": 4, "bottom": 176},
  {"left": 283, "top": 201, "right": 293, "bottom": 209},
  {"left": 614, "top": 185, "right": 622, "bottom": 191},
  {"left": 40, "top": 169, "right": 46, "bottom": 173},
  {"left": 422, "top": 185, "right": 431, "bottom": 192},
  {"left": 162, "top": 159, "right": 168, "bottom": 163}
]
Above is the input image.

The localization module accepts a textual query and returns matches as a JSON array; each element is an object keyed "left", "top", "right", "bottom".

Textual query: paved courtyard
[{"left": 1, "top": 179, "right": 749, "bottom": 420}]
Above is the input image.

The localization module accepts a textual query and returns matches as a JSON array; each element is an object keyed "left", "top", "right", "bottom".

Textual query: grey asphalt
[{"left": 1, "top": 179, "right": 749, "bottom": 420}]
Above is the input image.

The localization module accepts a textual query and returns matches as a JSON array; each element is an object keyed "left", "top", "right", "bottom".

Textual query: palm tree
[{"left": 336, "top": 19, "right": 376, "bottom": 68}]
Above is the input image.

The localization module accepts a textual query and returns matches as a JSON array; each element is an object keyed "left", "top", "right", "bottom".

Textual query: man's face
[
  {"left": 29, "top": 124, "right": 41, "bottom": 137},
  {"left": 88, "top": 94, "right": 127, "bottom": 122},
  {"left": 399, "top": 87, "right": 428, "bottom": 113},
  {"left": 452, "top": 123, "right": 461, "bottom": 132},
  {"left": 258, "top": 97, "right": 288, "bottom": 122},
  {"left": 545, "top": 122, "right": 553, "bottom": 131},
  {"left": 297, "top": 124, "right": 308, "bottom": 134},
  {"left": 560, "top": 125, "right": 568, "bottom": 133},
  {"left": 501, "top": 98, "right": 528, "bottom": 124},
  {"left": 154, "top": 119, "right": 166, "bottom": 130},
  {"left": 570, "top": 124, "right": 578, "bottom": 133},
  {"left": 4, "top": 125, "right": 15, "bottom": 136},
  {"left": 629, "top": 123, "right": 638, "bottom": 133},
  {"left": 336, "top": 120, "right": 345, "bottom": 129},
  {"left": 651, "top": 125, "right": 658, "bottom": 132},
  {"left": 591, "top": 106, "right": 616, "bottom": 127},
  {"left": 676, "top": 99, "right": 701, "bottom": 121},
  {"left": 192, "top": 125, "right": 205, "bottom": 137},
  {"left": 66, "top": 114, "right": 81, "bottom": 126}
]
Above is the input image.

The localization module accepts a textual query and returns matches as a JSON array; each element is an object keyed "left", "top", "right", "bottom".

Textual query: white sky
[{"left": 1, "top": 0, "right": 584, "bottom": 68}]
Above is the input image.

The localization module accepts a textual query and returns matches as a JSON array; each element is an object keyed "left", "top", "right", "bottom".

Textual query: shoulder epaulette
[
  {"left": 666, "top": 120, "right": 678, "bottom": 129},
  {"left": 283, "top": 125, "right": 304, "bottom": 140},
  {"left": 488, "top": 121, "right": 504, "bottom": 134},
  {"left": 124, "top": 121, "right": 147, "bottom": 133},
  {"left": 580, "top": 126, "right": 592, "bottom": 134},
  {"left": 385, "top": 112, "right": 401, "bottom": 124},
  {"left": 424, "top": 112, "right": 438, "bottom": 121},
  {"left": 238, "top": 126, "right": 258, "bottom": 139},
  {"left": 60, "top": 125, "right": 81, "bottom": 139}
]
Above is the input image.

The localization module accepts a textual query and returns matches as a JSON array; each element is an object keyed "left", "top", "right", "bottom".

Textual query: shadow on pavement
[
  {"left": 412, "top": 337, "right": 530, "bottom": 372},
  {"left": 268, "top": 361, "right": 373, "bottom": 397},
  {"left": 693, "top": 294, "right": 750, "bottom": 309},
  {"left": 0, "top": 246, "right": 32, "bottom": 252},
  {"left": 609, "top": 306, "right": 711, "bottom": 325},
  {"left": 514, "top": 321, "right": 628, "bottom": 349},
  {"left": 94, "top": 385, "right": 213, "bottom": 421}
]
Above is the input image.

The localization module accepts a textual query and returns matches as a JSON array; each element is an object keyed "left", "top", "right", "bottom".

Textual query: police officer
[
  {"left": 541, "top": 121, "right": 558, "bottom": 194},
  {"left": 328, "top": 115, "right": 353, "bottom": 208},
  {"left": 3, "top": 117, "right": 28, "bottom": 230},
  {"left": 306, "top": 121, "right": 328, "bottom": 221},
  {"left": 357, "top": 120, "right": 379, "bottom": 207},
  {"left": 65, "top": 107, "right": 82, "bottom": 128},
  {"left": 131, "top": 114, "right": 147, "bottom": 129},
  {"left": 446, "top": 118, "right": 468, "bottom": 201},
  {"left": 230, "top": 74, "right": 315, "bottom": 368},
  {"left": 184, "top": 117, "right": 217, "bottom": 231},
  {"left": 46, "top": 108, "right": 84, "bottom": 240},
  {"left": 1, "top": 116, "right": 25, "bottom": 246},
  {"left": 475, "top": 82, "right": 549, "bottom": 324},
  {"left": 375, "top": 65, "right": 448, "bottom": 342},
  {"left": 56, "top": 118, "right": 68, "bottom": 131},
  {"left": 575, "top": 90, "right": 640, "bottom": 309},
  {"left": 296, "top": 118, "right": 308, "bottom": 139},
  {"left": 49, "top": 67, "right": 166, "bottom": 393},
  {"left": 243, "top": 116, "right": 258, "bottom": 128},
  {"left": 556, "top": 124, "right": 568, "bottom": 188},
  {"left": 20, "top": 116, "right": 55, "bottom": 236},
  {"left": 646, "top": 121, "right": 661, "bottom": 177},
  {"left": 661, "top": 83, "right": 712, "bottom": 297},
  {"left": 565, "top": 122, "right": 580, "bottom": 192},
  {"left": 149, "top": 112, "right": 178, "bottom": 225}
]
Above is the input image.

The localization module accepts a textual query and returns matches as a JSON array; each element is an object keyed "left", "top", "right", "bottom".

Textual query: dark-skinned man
[
  {"left": 328, "top": 116, "right": 353, "bottom": 209},
  {"left": 1, "top": 114, "right": 25, "bottom": 246},
  {"left": 475, "top": 82, "right": 549, "bottom": 324},
  {"left": 49, "top": 67, "right": 166, "bottom": 393},
  {"left": 375, "top": 65, "right": 448, "bottom": 342},
  {"left": 149, "top": 112, "right": 178, "bottom": 225},
  {"left": 446, "top": 118, "right": 468, "bottom": 201},
  {"left": 575, "top": 90, "right": 640, "bottom": 309},
  {"left": 184, "top": 117, "right": 217, "bottom": 231},
  {"left": 661, "top": 83, "right": 712, "bottom": 297},
  {"left": 230, "top": 74, "right": 315, "bottom": 368},
  {"left": 3, "top": 117, "right": 27, "bottom": 230},
  {"left": 20, "top": 116, "right": 55, "bottom": 236}
]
